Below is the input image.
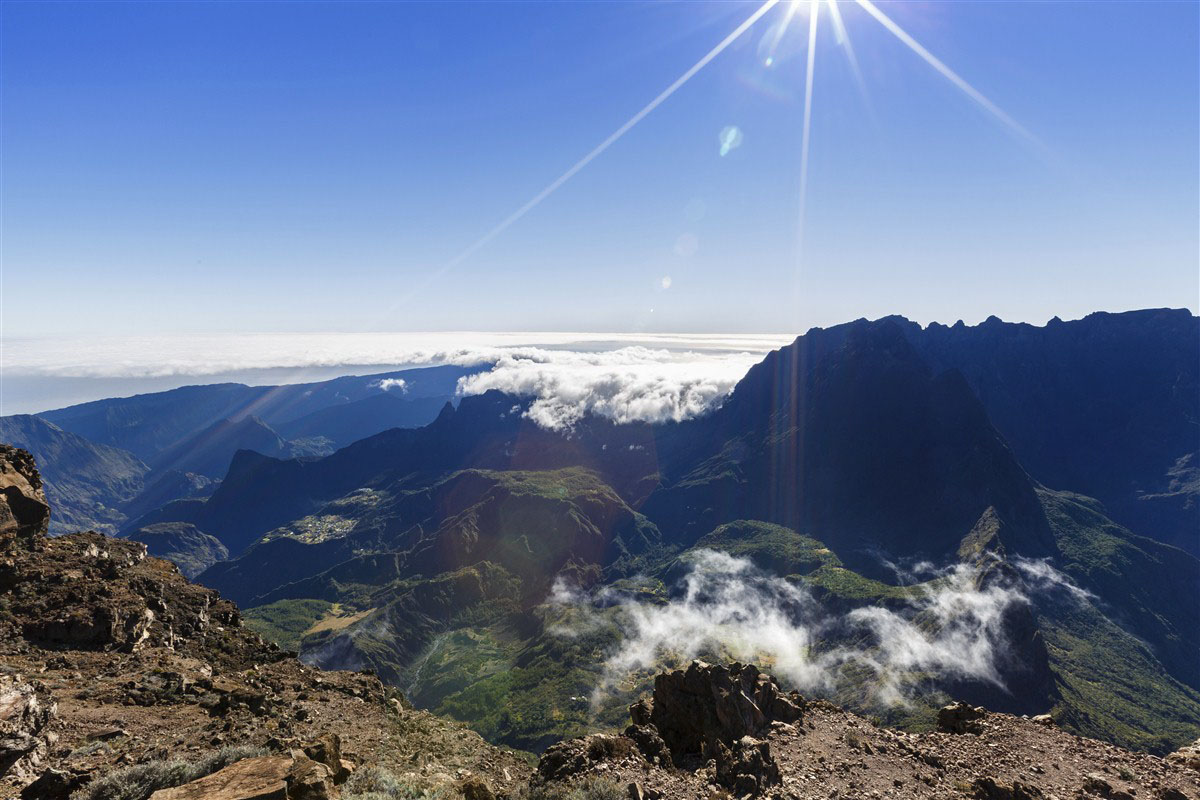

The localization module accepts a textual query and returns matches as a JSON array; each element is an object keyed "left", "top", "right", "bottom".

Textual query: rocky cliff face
[{"left": 0, "top": 444, "right": 51, "bottom": 551}]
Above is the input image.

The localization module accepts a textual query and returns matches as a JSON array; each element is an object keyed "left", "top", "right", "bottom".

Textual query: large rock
[
  {"left": 1167, "top": 737, "right": 1200, "bottom": 771},
  {"left": 147, "top": 753, "right": 338, "bottom": 800},
  {"left": 712, "top": 736, "right": 781, "bottom": 797},
  {"left": 0, "top": 674, "right": 57, "bottom": 780},
  {"left": 148, "top": 756, "right": 293, "bottom": 800},
  {"left": 536, "top": 734, "right": 637, "bottom": 783},
  {"left": 0, "top": 445, "right": 50, "bottom": 552},
  {"left": 937, "top": 701, "right": 988, "bottom": 734},
  {"left": 643, "top": 661, "right": 804, "bottom": 760}
]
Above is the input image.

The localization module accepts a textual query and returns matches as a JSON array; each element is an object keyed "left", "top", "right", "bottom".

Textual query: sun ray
[
  {"left": 853, "top": 0, "right": 1038, "bottom": 145},
  {"left": 380, "top": 0, "right": 782, "bottom": 319},
  {"left": 763, "top": 0, "right": 802, "bottom": 66},
  {"left": 824, "top": 0, "right": 874, "bottom": 120},
  {"left": 796, "top": 0, "right": 820, "bottom": 261}
]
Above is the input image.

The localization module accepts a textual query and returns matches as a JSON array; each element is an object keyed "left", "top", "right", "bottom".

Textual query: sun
[{"left": 392, "top": 0, "right": 1039, "bottom": 310}]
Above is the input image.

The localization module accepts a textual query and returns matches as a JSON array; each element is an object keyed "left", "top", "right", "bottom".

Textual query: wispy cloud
[{"left": 551, "top": 550, "right": 1091, "bottom": 709}]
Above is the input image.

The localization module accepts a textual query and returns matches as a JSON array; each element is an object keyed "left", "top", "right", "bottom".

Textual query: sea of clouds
[
  {"left": 549, "top": 550, "right": 1092, "bottom": 708},
  {"left": 8, "top": 332, "right": 794, "bottom": 426}
]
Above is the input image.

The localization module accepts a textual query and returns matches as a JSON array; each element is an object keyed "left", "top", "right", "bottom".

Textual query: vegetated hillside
[
  {"left": 178, "top": 316, "right": 1200, "bottom": 759},
  {"left": 0, "top": 414, "right": 148, "bottom": 535},
  {"left": 1, "top": 446, "right": 1197, "bottom": 799}
]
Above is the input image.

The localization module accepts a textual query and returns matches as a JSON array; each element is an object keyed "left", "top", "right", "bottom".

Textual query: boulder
[
  {"left": 285, "top": 754, "right": 337, "bottom": 800},
  {"left": 623, "top": 724, "right": 672, "bottom": 768},
  {"left": 458, "top": 776, "right": 497, "bottom": 800},
  {"left": 1166, "top": 737, "right": 1200, "bottom": 771},
  {"left": 646, "top": 661, "right": 804, "bottom": 760},
  {"left": 972, "top": 776, "right": 1046, "bottom": 800},
  {"left": 19, "top": 766, "right": 89, "bottom": 799},
  {"left": 148, "top": 756, "right": 293, "bottom": 800},
  {"left": 937, "top": 701, "right": 988, "bottom": 734},
  {"left": 303, "top": 732, "right": 349, "bottom": 783},
  {"left": 0, "top": 674, "right": 57, "bottom": 780},
  {"left": 712, "top": 735, "right": 781, "bottom": 797},
  {"left": 0, "top": 445, "right": 49, "bottom": 553},
  {"left": 536, "top": 734, "right": 637, "bottom": 782}
]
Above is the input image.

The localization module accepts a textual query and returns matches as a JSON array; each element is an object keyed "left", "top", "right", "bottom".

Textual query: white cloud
[
  {"left": 552, "top": 550, "right": 1091, "bottom": 709},
  {"left": 455, "top": 346, "right": 765, "bottom": 429},
  {"left": 373, "top": 378, "right": 408, "bottom": 393},
  {"left": 8, "top": 332, "right": 794, "bottom": 428},
  {"left": 7, "top": 332, "right": 791, "bottom": 379}
]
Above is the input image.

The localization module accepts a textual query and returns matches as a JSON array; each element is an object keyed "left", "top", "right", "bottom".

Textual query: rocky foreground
[{"left": 1, "top": 444, "right": 1198, "bottom": 800}]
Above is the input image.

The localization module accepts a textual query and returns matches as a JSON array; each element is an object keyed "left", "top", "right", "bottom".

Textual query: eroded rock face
[
  {"left": 0, "top": 674, "right": 57, "bottom": 780},
  {"left": 644, "top": 660, "right": 804, "bottom": 761},
  {"left": 0, "top": 445, "right": 50, "bottom": 553}
]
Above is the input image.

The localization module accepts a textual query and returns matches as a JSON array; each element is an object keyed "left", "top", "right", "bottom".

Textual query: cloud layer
[
  {"left": 10, "top": 332, "right": 790, "bottom": 427},
  {"left": 457, "top": 346, "right": 766, "bottom": 428},
  {"left": 551, "top": 550, "right": 1090, "bottom": 708}
]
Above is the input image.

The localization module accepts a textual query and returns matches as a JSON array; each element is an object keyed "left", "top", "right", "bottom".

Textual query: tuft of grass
[
  {"left": 341, "top": 766, "right": 449, "bottom": 800},
  {"left": 519, "top": 777, "right": 625, "bottom": 800},
  {"left": 70, "top": 745, "right": 267, "bottom": 800}
]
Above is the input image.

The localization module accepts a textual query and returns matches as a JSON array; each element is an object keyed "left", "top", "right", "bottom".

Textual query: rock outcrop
[
  {"left": 1168, "top": 737, "right": 1200, "bottom": 771},
  {"left": 937, "top": 700, "right": 989, "bottom": 734},
  {"left": 147, "top": 750, "right": 341, "bottom": 800},
  {"left": 539, "top": 662, "right": 804, "bottom": 796},
  {"left": 638, "top": 660, "right": 804, "bottom": 761},
  {"left": 0, "top": 674, "right": 56, "bottom": 780},
  {"left": 0, "top": 444, "right": 50, "bottom": 550},
  {"left": 534, "top": 661, "right": 1199, "bottom": 800}
]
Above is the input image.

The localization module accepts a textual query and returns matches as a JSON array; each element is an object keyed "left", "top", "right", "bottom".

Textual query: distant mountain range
[
  {"left": 0, "top": 364, "right": 475, "bottom": 534},
  {"left": 3, "top": 309, "right": 1196, "bottom": 757}
]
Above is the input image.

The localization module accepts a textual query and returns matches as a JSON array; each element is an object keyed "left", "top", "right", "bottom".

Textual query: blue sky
[{"left": 3, "top": 0, "right": 1197, "bottom": 338}]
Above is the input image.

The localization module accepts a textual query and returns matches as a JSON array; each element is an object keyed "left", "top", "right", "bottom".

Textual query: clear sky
[{"left": 3, "top": 0, "right": 1197, "bottom": 338}]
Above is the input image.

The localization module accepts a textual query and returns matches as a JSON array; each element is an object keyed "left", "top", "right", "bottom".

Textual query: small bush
[
  {"left": 520, "top": 777, "right": 624, "bottom": 800},
  {"left": 341, "top": 766, "right": 449, "bottom": 800},
  {"left": 70, "top": 744, "right": 268, "bottom": 800}
]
